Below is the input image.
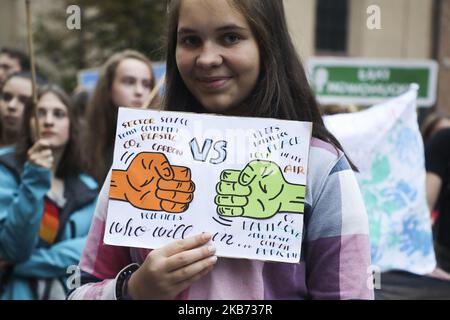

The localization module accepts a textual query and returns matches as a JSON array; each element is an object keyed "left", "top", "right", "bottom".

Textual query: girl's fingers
[
  {"left": 29, "top": 150, "right": 53, "bottom": 162},
  {"left": 171, "top": 264, "right": 216, "bottom": 293},
  {"left": 28, "top": 139, "right": 51, "bottom": 154},
  {"left": 159, "top": 233, "right": 213, "bottom": 258},
  {"left": 28, "top": 149, "right": 54, "bottom": 169},
  {"left": 165, "top": 244, "right": 216, "bottom": 272},
  {"left": 39, "top": 149, "right": 53, "bottom": 158},
  {"left": 168, "top": 255, "right": 217, "bottom": 282},
  {"left": 28, "top": 140, "right": 53, "bottom": 165},
  {"left": 136, "top": 236, "right": 217, "bottom": 299},
  {"left": 34, "top": 158, "right": 53, "bottom": 169}
]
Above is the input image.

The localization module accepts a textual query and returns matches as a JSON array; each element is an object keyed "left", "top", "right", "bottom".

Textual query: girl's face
[
  {"left": 0, "top": 54, "right": 21, "bottom": 88},
  {"left": 176, "top": 0, "right": 260, "bottom": 113},
  {"left": 35, "top": 92, "right": 70, "bottom": 148},
  {"left": 111, "top": 58, "right": 153, "bottom": 108},
  {"left": 0, "top": 77, "right": 32, "bottom": 134}
]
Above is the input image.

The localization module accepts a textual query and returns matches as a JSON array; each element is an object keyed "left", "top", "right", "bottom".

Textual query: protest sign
[
  {"left": 104, "top": 109, "right": 312, "bottom": 263},
  {"left": 325, "top": 85, "right": 436, "bottom": 274}
]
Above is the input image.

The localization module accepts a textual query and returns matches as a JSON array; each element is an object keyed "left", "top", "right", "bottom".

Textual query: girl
[
  {"left": 69, "top": 0, "right": 373, "bottom": 300},
  {"left": 0, "top": 85, "right": 98, "bottom": 299},
  {"left": 0, "top": 72, "right": 45, "bottom": 154},
  {"left": 84, "top": 50, "right": 159, "bottom": 185}
]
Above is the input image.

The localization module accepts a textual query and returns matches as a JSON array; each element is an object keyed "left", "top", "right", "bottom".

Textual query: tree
[{"left": 34, "top": 0, "right": 167, "bottom": 92}]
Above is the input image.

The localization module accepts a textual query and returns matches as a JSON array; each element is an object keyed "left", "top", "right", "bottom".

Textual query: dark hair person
[
  {"left": 0, "top": 47, "right": 30, "bottom": 90},
  {"left": 0, "top": 72, "right": 46, "bottom": 151},
  {"left": 69, "top": 0, "right": 372, "bottom": 300},
  {"left": 0, "top": 85, "right": 98, "bottom": 299}
]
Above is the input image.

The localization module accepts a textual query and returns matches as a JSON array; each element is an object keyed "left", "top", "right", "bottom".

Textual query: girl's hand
[
  {"left": 127, "top": 233, "right": 217, "bottom": 300},
  {"left": 27, "top": 140, "right": 53, "bottom": 169}
]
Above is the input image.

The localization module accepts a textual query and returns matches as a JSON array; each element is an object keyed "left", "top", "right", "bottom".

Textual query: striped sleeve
[
  {"left": 68, "top": 171, "right": 131, "bottom": 300},
  {"left": 305, "top": 150, "right": 374, "bottom": 300}
]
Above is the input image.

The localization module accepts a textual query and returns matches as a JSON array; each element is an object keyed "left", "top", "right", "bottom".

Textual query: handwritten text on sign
[{"left": 104, "top": 108, "right": 312, "bottom": 263}]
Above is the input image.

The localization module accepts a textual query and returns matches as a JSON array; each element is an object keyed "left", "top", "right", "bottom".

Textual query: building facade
[{"left": 284, "top": 0, "right": 448, "bottom": 114}]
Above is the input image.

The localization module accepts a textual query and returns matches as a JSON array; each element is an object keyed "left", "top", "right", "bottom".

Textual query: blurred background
[{"left": 0, "top": 0, "right": 448, "bottom": 117}]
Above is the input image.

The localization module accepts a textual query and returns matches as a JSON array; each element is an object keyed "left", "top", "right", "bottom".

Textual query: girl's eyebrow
[
  {"left": 178, "top": 24, "right": 247, "bottom": 34},
  {"left": 177, "top": 28, "right": 196, "bottom": 35},
  {"left": 216, "top": 24, "right": 247, "bottom": 32},
  {"left": 120, "top": 75, "right": 139, "bottom": 80}
]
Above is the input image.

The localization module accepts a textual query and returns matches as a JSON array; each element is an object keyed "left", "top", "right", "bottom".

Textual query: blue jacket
[
  {"left": 0, "top": 151, "right": 98, "bottom": 299},
  {"left": 0, "top": 145, "right": 15, "bottom": 156}
]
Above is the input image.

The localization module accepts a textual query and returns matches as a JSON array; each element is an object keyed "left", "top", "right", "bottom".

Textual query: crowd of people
[
  {"left": 0, "top": 46, "right": 159, "bottom": 299},
  {"left": 0, "top": 0, "right": 449, "bottom": 300}
]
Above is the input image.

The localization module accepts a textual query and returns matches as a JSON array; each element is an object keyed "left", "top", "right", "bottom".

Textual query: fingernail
[
  {"left": 202, "top": 233, "right": 212, "bottom": 241},
  {"left": 209, "top": 256, "right": 218, "bottom": 264},
  {"left": 208, "top": 245, "right": 216, "bottom": 253}
]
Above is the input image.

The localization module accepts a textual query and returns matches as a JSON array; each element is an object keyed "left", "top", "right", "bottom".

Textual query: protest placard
[{"left": 104, "top": 109, "right": 312, "bottom": 263}]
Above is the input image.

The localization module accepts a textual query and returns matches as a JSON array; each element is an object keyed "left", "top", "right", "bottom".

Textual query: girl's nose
[
  {"left": 135, "top": 83, "right": 144, "bottom": 97},
  {"left": 43, "top": 113, "right": 54, "bottom": 126},
  {"left": 6, "top": 97, "right": 19, "bottom": 111},
  {"left": 196, "top": 42, "right": 223, "bottom": 69}
]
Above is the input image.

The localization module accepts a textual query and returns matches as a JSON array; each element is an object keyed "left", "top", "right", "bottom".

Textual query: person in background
[
  {"left": 71, "top": 87, "right": 92, "bottom": 121},
  {"left": 425, "top": 128, "right": 450, "bottom": 274},
  {"left": 421, "top": 111, "right": 450, "bottom": 145},
  {"left": 84, "top": 50, "right": 159, "bottom": 185},
  {"left": 0, "top": 72, "right": 45, "bottom": 154},
  {"left": 0, "top": 47, "right": 30, "bottom": 91},
  {"left": 0, "top": 85, "right": 98, "bottom": 299},
  {"left": 421, "top": 111, "right": 450, "bottom": 223}
]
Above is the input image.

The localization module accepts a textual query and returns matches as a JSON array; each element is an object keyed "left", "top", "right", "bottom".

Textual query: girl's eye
[
  {"left": 180, "top": 35, "right": 201, "bottom": 47},
  {"left": 37, "top": 109, "right": 46, "bottom": 118},
  {"left": 223, "top": 34, "right": 241, "bottom": 45},
  {"left": 142, "top": 81, "right": 152, "bottom": 89},
  {"left": 122, "top": 77, "right": 136, "bottom": 85},
  {"left": 53, "top": 109, "right": 67, "bottom": 119}
]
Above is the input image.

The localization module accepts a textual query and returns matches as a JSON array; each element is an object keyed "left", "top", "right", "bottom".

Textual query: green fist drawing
[{"left": 215, "top": 160, "right": 305, "bottom": 219}]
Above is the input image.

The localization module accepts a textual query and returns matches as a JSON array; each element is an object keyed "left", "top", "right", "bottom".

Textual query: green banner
[{"left": 308, "top": 58, "right": 438, "bottom": 107}]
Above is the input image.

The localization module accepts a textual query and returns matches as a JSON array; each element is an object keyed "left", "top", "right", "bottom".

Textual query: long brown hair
[
  {"left": 0, "top": 71, "right": 45, "bottom": 147},
  {"left": 15, "top": 84, "right": 84, "bottom": 178},
  {"left": 84, "top": 50, "right": 158, "bottom": 184},
  {"left": 164, "top": 0, "right": 355, "bottom": 169}
]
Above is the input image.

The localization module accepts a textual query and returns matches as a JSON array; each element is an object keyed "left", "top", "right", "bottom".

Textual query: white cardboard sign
[{"left": 104, "top": 108, "right": 312, "bottom": 263}]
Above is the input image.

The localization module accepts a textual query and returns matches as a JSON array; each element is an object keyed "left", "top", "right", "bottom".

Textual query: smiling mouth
[
  {"left": 131, "top": 101, "right": 144, "bottom": 108},
  {"left": 197, "top": 77, "right": 231, "bottom": 90}
]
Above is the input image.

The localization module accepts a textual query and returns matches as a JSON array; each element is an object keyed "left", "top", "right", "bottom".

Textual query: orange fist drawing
[{"left": 109, "top": 152, "right": 195, "bottom": 213}]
